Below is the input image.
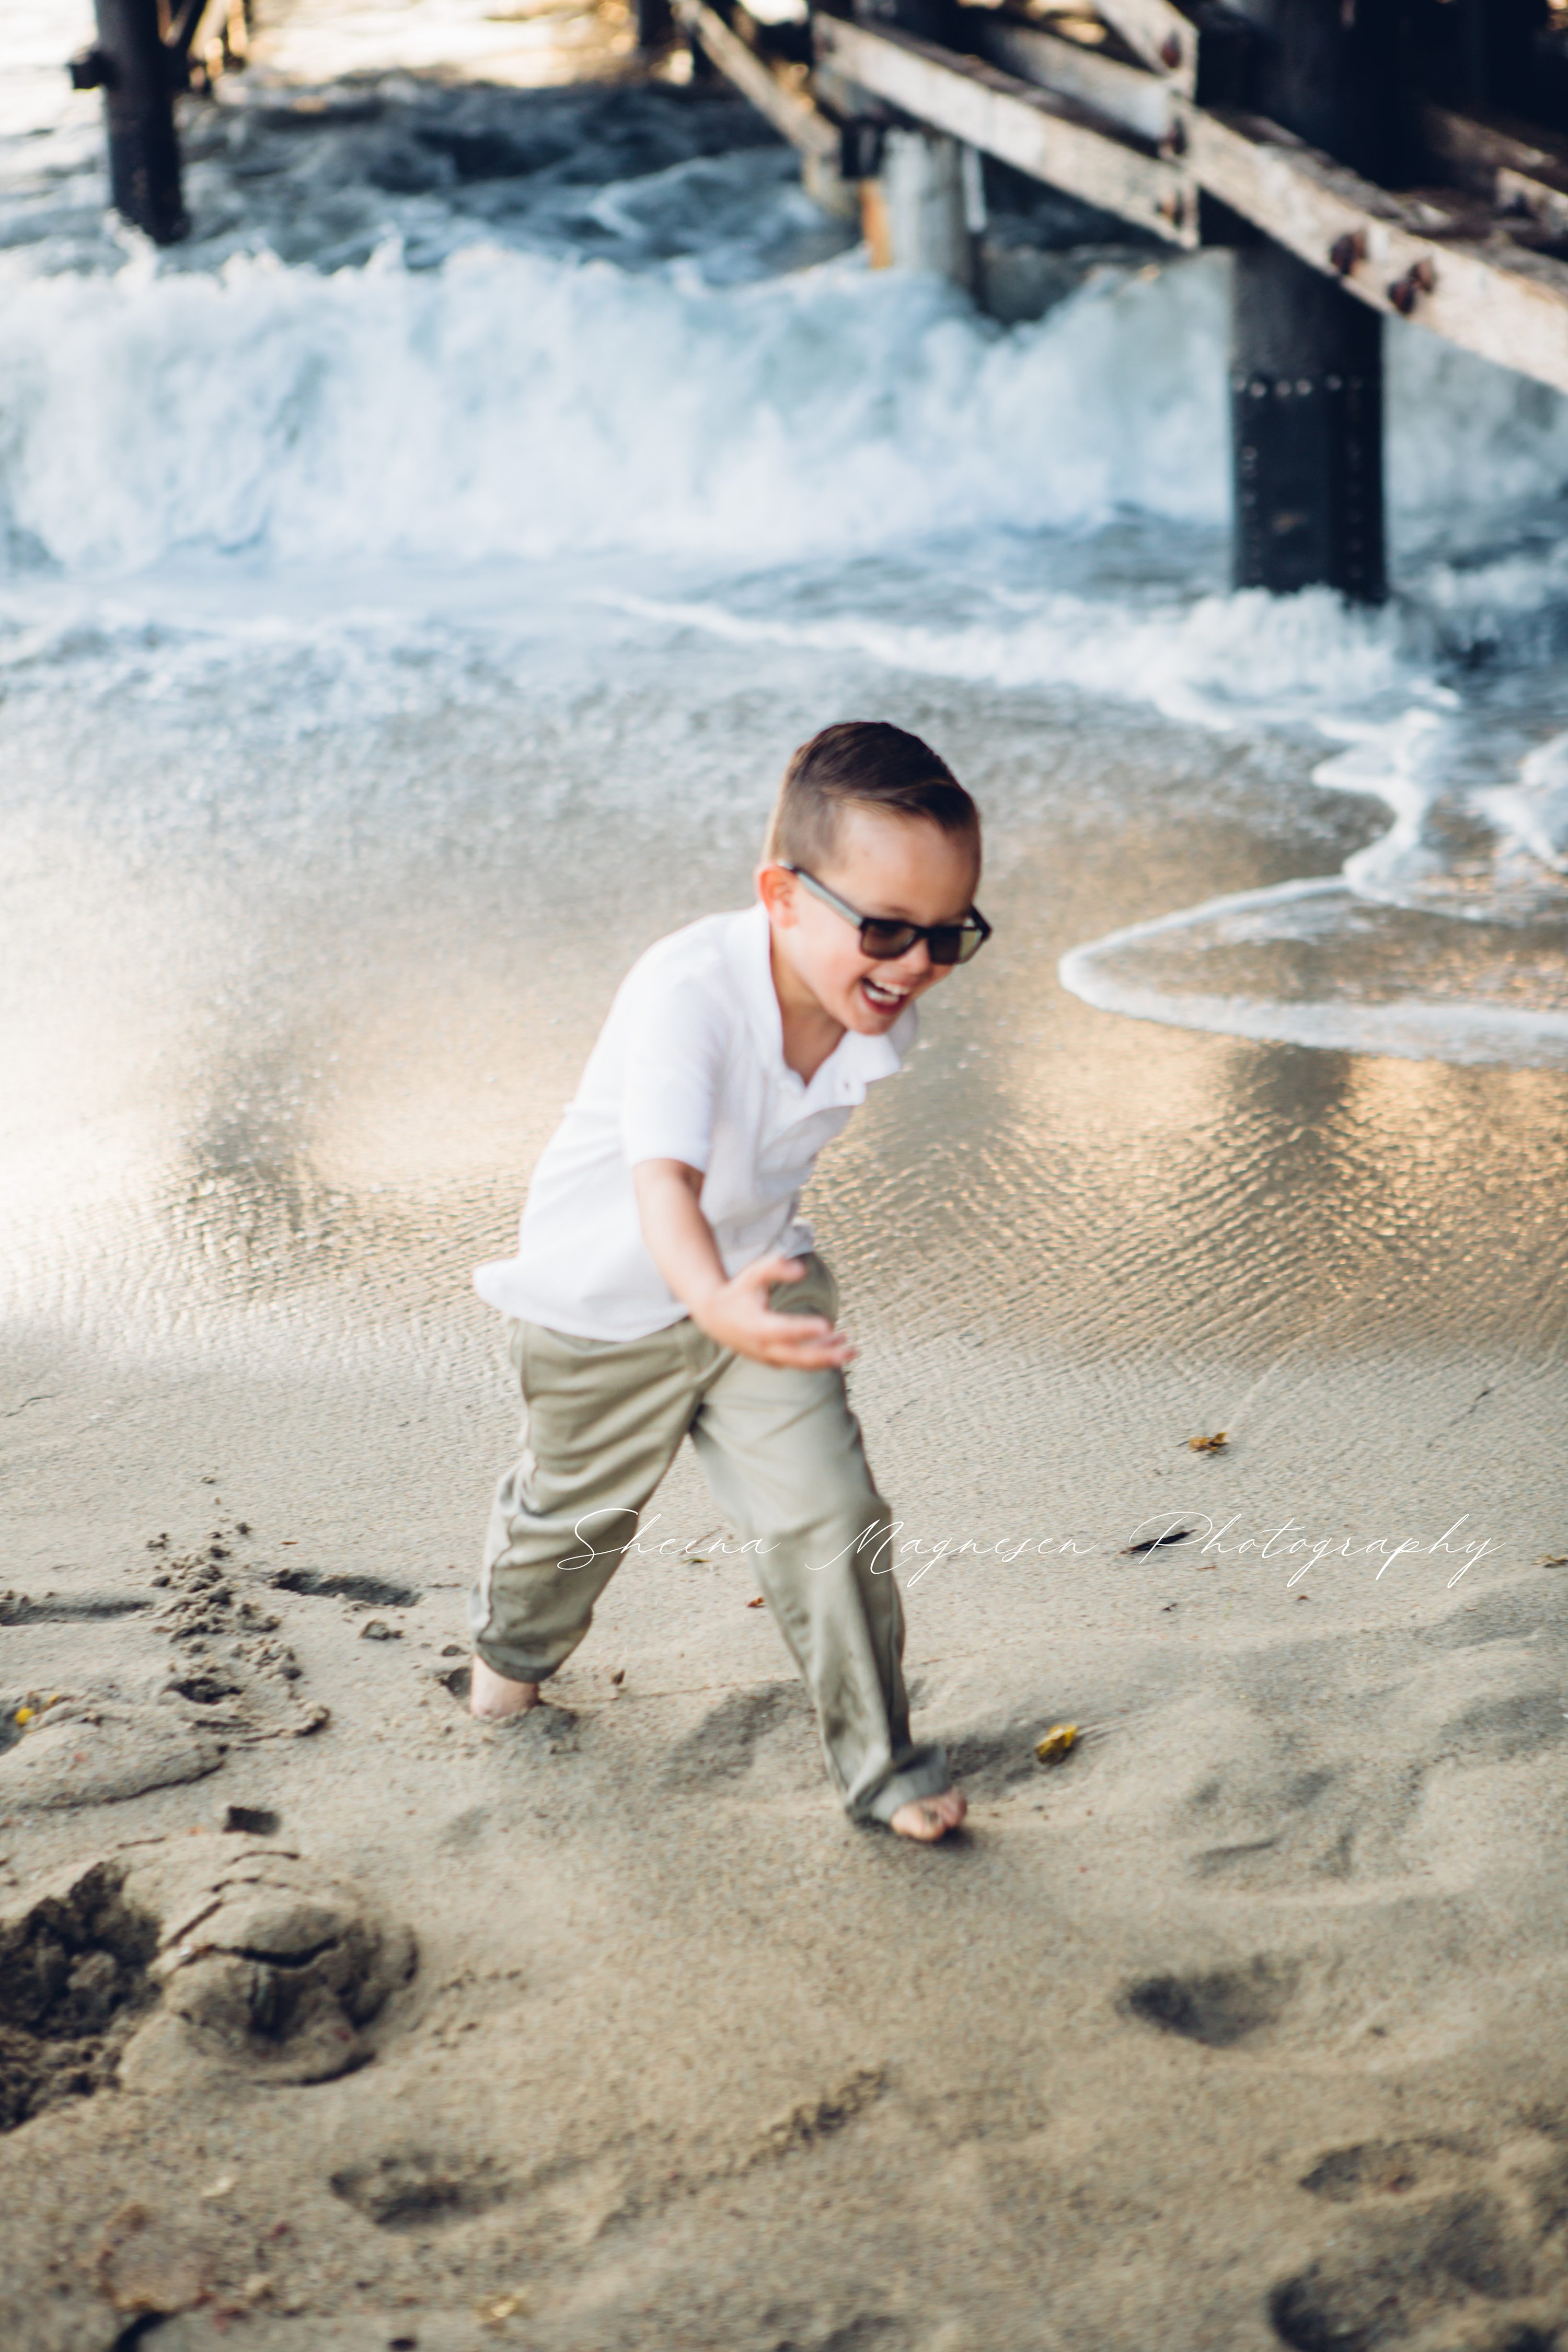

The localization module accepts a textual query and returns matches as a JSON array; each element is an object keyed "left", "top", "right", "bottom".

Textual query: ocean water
[
  {"left": 5, "top": 0, "right": 1568, "bottom": 1380},
  {"left": 7, "top": 3, "right": 1568, "bottom": 1050}
]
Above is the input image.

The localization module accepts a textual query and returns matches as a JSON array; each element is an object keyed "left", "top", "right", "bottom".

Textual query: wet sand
[{"left": 4, "top": 626, "right": 1568, "bottom": 2352}]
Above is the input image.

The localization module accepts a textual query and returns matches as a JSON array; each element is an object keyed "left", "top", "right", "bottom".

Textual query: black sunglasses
[{"left": 783, "top": 864, "right": 991, "bottom": 965}]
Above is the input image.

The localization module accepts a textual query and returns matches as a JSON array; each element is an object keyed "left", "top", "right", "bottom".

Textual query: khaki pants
[{"left": 469, "top": 1254, "right": 950, "bottom": 1824}]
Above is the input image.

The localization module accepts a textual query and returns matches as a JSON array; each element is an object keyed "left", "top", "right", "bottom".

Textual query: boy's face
[{"left": 760, "top": 805, "right": 983, "bottom": 1037}]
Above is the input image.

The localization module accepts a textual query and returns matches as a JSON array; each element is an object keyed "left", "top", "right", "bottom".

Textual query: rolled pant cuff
[
  {"left": 858, "top": 1744, "right": 952, "bottom": 1826},
  {"left": 471, "top": 1636, "right": 560, "bottom": 1686}
]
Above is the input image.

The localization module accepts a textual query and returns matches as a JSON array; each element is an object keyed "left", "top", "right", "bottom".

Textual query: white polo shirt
[{"left": 474, "top": 901, "right": 917, "bottom": 1341}]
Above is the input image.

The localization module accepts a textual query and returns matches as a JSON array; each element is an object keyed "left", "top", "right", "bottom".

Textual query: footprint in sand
[
  {"left": 1121, "top": 1956, "right": 1299, "bottom": 2051},
  {"left": 330, "top": 2150, "right": 513, "bottom": 2230},
  {"left": 1269, "top": 2119, "right": 1568, "bottom": 2350}
]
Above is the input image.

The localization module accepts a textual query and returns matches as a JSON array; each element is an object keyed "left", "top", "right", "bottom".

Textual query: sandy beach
[
  {"left": 5, "top": 635, "right": 1568, "bottom": 2352},
  {"left": 6, "top": 0, "right": 1568, "bottom": 2340}
]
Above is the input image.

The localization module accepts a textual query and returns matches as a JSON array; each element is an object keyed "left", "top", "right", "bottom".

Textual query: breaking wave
[
  {"left": 3, "top": 222, "right": 1568, "bottom": 582},
  {"left": 0, "top": 242, "right": 1230, "bottom": 573}
]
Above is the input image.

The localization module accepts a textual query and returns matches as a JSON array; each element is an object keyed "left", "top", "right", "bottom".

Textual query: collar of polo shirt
[{"left": 727, "top": 901, "right": 913, "bottom": 1104}]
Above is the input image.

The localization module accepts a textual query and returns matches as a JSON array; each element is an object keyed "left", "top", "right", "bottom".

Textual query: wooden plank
[
  {"left": 1184, "top": 104, "right": 1568, "bottom": 396},
  {"left": 1422, "top": 102, "right": 1568, "bottom": 196},
  {"left": 814, "top": 15, "right": 1198, "bottom": 243},
  {"left": 967, "top": 11, "right": 1174, "bottom": 145},
  {"left": 1088, "top": 0, "right": 1197, "bottom": 93},
  {"left": 695, "top": 0, "right": 1568, "bottom": 400},
  {"left": 1423, "top": 101, "right": 1568, "bottom": 241},
  {"left": 673, "top": 0, "right": 840, "bottom": 162},
  {"left": 1496, "top": 165, "right": 1568, "bottom": 245}
]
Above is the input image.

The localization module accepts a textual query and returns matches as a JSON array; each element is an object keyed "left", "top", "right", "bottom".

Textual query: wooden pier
[
  {"left": 674, "top": 0, "right": 1568, "bottom": 601},
  {"left": 67, "top": 0, "right": 1568, "bottom": 601}
]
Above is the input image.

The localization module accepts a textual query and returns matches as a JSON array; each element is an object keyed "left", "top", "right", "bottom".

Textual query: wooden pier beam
[
  {"left": 814, "top": 17, "right": 1199, "bottom": 247},
  {"left": 1224, "top": 0, "right": 1400, "bottom": 601}
]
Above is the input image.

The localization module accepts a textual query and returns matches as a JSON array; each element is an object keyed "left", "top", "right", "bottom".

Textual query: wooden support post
[
  {"left": 1409, "top": 0, "right": 1549, "bottom": 119},
  {"left": 1224, "top": 0, "right": 1398, "bottom": 601},
  {"left": 74, "top": 0, "right": 189, "bottom": 244},
  {"left": 637, "top": 0, "right": 675, "bottom": 55},
  {"left": 874, "top": 127, "right": 975, "bottom": 284},
  {"left": 853, "top": 0, "right": 972, "bottom": 284},
  {"left": 1492, "top": 0, "right": 1551, "bottom": 111}
]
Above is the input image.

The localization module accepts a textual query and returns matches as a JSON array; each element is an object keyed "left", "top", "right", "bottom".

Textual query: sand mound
[
  {"left": 119, "top": 1835, "right": 417, "bottom": 2092},
  {"left": 0, "top": 1704, "right": 226, "bottom": 1811},
  {"left": 0, "top": 1837, "right": 414, "bottom": 2145}
]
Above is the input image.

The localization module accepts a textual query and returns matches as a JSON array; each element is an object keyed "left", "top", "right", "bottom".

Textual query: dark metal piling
[
  {"left": 1230, "top": 249, "right": 1385, "bottom": 603},
  {"left": 1226, "top": 0, "right": 1402, "bottom": 603},
  {"left": 72, "top": 0, "right": 189, "bottom": 245}
]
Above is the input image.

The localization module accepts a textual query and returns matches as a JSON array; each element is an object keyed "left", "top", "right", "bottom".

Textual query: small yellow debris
[
  {"left": 1034, "top": 1723, "right": 1078, "bottom": 1766},
  {"left": 200, "top": 2175, "right": 236, "bottom": 2200},
  {"left": 1187, "top": 1432, "right": 1228, "bottom": 1454},
  {"left": 745, "top": 1596, "right": 765, "bottom": 1609},
  {"left": 477, "top": 2292, "right": 530, "bottom": 2326},
  {"left": 14, "top": 1708, "right": 34, "bottom": 1727}
]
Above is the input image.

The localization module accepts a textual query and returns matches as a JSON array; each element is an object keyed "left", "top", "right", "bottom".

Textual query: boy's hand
[
  {"left": 632, "top": 1161, "right": 854, "bottom": 1370},
  {"left": 693, "top": 1254, "right": 856, "bottom": 1371}
]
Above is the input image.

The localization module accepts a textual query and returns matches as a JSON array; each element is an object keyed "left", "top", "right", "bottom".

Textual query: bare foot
[
  {"left": 470, "top": 1654, "right": 540, "bottom": 1720},
  {"left": 889, "top": 1789, "right": 967, "bottom": 1843}
]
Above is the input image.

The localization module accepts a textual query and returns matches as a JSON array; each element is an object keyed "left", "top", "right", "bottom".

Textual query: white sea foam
[
  {"left": 605, "top": 579, "right": 1414, "bottom": 728},
  {"left": 0, "top": 244, "right": 1229, "bottom": 573},
  {"left": 1058, "top": 874, "right": 1568, "bottom": 1069},
  {"left": 3, "top": 164, "right": 1568, "bottom": 591},
  {"left": 2, "top": 0, "right": 95, "bottom": 137},
  {"left": 1060, "top": 709, "right": 1568, "bottom": 1067}
]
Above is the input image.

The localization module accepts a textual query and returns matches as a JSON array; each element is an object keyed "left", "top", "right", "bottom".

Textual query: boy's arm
[{"left": 631, "top": 1161, "right": 854, "bottom": 1371}]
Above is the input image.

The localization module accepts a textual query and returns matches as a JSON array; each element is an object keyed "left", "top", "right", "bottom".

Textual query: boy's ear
[{"left": 755, "top": 863, "right": 797, "bottom": 923}]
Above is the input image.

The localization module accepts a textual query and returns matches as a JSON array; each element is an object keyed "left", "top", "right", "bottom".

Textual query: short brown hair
[{"left": 763, "top": 721, "right": 979, "bottom": 871}]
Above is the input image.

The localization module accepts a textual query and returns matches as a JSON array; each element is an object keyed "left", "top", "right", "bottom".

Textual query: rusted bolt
[
  {"left": 1386, "top": 256, "right": 1436, "bottom": 315},
  {"left": 1160, "top": 31, "right": 1183, "bottom": 69},
  {"left": 1163, "top": 117, "right": 1188, "bottom": 158},
  {"left": 1158, "top": 190, "right": 1186, "bottom": 228},
  {"left": 1329, "top": 230, "right": 1364, "bottom": 276}
]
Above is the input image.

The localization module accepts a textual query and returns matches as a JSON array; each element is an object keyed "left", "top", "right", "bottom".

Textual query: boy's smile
[
  {"left": 758, "top": 804, "right": 984, "bottom": 1077},
  {"left": 860, "top": 971, "right": 914, "bottom": 1013}
]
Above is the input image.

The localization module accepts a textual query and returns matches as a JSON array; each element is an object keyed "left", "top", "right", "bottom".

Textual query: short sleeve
[{"left": 619, "top": 962, "right": 732, "bottom": 1173}]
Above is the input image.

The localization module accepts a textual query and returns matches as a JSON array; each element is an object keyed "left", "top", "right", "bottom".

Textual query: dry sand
[{"left": 5, "top": 651, "right": 1568, "bottom": 2352}]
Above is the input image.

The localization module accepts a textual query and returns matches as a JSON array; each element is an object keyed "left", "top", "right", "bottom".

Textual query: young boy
[{"left": 468, "top": 721, "right": 989, "bottom": 1841}]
